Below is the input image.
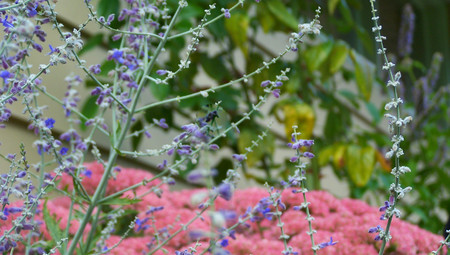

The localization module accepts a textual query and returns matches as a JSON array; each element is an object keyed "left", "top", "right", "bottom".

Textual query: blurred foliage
[{"left": 81, "top": 0, "right": 449, "bottom": 234}]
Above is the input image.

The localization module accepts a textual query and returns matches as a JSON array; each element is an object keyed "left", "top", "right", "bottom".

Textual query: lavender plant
[{"left": 0, "top": 0, "right": 447, "bottom": 254}]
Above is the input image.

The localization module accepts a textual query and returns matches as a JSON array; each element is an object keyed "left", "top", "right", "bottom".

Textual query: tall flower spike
[{"left": 368, "top": 0, "right": 413, "bottom": 252}]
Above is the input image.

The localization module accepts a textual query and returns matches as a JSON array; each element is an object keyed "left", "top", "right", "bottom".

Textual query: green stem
[{"left": 65, "top": 4, "right": 184, "bottom": 254}]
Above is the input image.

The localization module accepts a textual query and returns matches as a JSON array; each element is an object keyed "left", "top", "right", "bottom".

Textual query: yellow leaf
[
  {"left": 345, "top": 145, "right": 376, "bottom": 187},
  {"left": 225, "top": 13, "right": 249, "bottom": 57},
  {"left": 332, "top": 144, "right": 347, "bottom": 169},
  {"left": 283, "top": 103, "right": 315, "bottom": 141}
]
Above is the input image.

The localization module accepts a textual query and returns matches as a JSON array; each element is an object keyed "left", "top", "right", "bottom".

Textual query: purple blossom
[
  {"left": 1, "top": 15, "right": 14, "bottom": 28},
  {"left": 220, "top": 239, "right": 229, "bottom": 247},
  {"left": 260, "top": 80, "right": 271, "bottom": 87},
  {"left": 318, "top": 237, "right": 338, "bottom": 249},
  {"left": 217, "top": 183, "right": 233, "bottom": 201},
  {"left": 89, "top": 64, "right": 101, "bottom": 74},
  {"left": 288, "top": 139, "right": 314, "bottom": 149},
  {"left": 48, "top": 44, "right": 57, "bottom": 55},
  {"left": 232, "top": 154, "right": 246, "bottom": 162},
  {"left": 109, "top": 49, "right": 124, "bottom": 64},
  {"left": 17, "top": 171, "right": 27, "bottom": 178},
  {"left": 272, "top": 89, "right": 281, "bottom": 98},
  {"left": 186, "top": 169, "right": 205, "bottom": 183},
  {"left": 44, "top": 118, "right": 55, "bottom": 129},
  {"left": 209, "top": 144, "right": 220, "bottom": 150},
  {"left": 274, "top": 81, "right": 283, "bottom": 87},
  {"left": 368, "top": 225, "right": 383, "bottom": 241},
  {"left": 156, "top": 69, "right": 167, "bottom": 75},
  {"left": 82, "top": 169, "right": 92, "bottom": 178},
  {"left": 135, "top": 217, "right": 150, "bottom": 232},
  {"left": 222, "top": 9, "right": 231, "bottom": 19},
  {"left": 379, "top": 196, "right": 394, "bottom": 212},
  {"left": 157, "top": 160, "right": 167, "bottom": 170},
  {"left": 112, "top": 33, "right": 122, "bottom": 41},
  {"left": 181, "top": 123, "right": 198, "bottom": 133},
  {"left": 303, "top": 152, "right": 315, "bottom": 158},
  {"left": 146, "top": 206, "right": 164, "bottom": 215},
  {"left": 154, "top": 118, "right": 168, "bottom": 129},
  {"left": 59, "top": 147, "right": 68, "bottom": 156},
  {"left": 0, "top": 70, "right": 12, "bottom": 83},
  {"left": 398, "top": 4, "right": 415, "bottom": 57}
]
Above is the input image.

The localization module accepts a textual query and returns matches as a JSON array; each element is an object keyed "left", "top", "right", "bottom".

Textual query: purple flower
[
  {"left": 157, "top": 160, "right": 167, "bottom": 170},
  {"left": 274, "top": 81, "right": 283, "bottom": 87},
  {"left": 289, "top": 139, "right": 314, "bottom": 149},
  {"left": 303, "top": 152, "right": 315, "bottom": 158},
  {"left": 318, "top": 237, "right": 338, "bottom": 249},
  {"left": 59, "top": 147, "right": 68, "bottom": 156},
  {"left": 112, "top": 34, "right": 122, "bottom": 41},
  {"left": 181, "top": 123, "right": 198, "bottom": 133},
  {"left": 107, "top": 14, "right": 115, "bottom": 24},
  {"left": 398, "top": 4, "right": 415, "bottom": 57},
  {"left": 217, "top": 183, "right": 233, "bottom": 201},
  {"left": 17, "top": 171, "right": 27, "bottom": 178},
  {"left": 260, "top": 80, "right": 271, "bottom": 87},
  {"left": 154, "top": 118, "right": 168, "bottom": 129},
  {"left": 146, "top": 206, "right": 164, "bottom": 214},
  {"left": 109, "top": 49, "right": 124, "bottom": 64},
  {"left": 222, "top": 9, "right": 231, "bottom": 19},
  {"left": 1, "top": 15, "right": 14, "bottom": 28},
  {"left": 272, "top": 89, "right": 281, "bottom": 98},
  {"left": 135, "top": 217, "right": 150, "bottom": 232},
  {"left": 0, "top": 70, "right": 12, "bottom": 83},
  {"left": 379, "top": 196, "right": 394, "bottom": 212},
  {"left": 48, "top": 44, "right": 57, "bottom": 55},
  {"left": 220, "top": 239, "right": 229, "bottom": 247},
  {"left": 186, "top": 170, "right": 205, "bottom": 183},
  {"left": 82, "top": 169, "right": 92, "bottom": 178},
  {"left": 232, "top": 154, "right": 246, "bottom": 162},
  {"left": 207, "top": 144, "right": 219, "bottom": 151},
  {"left": 89, "top": 64, "right": 101, "bottom": 74},
  {"left": 44, "top": 118, "right": 55, "bottom": 129},
  {"left": 156, "top": 69, "right": 167, "bottom": 75}
]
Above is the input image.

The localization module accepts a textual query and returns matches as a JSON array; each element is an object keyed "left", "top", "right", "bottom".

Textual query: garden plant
[{"left": 0, "top": 0, "right": 448, "bottom": 254}]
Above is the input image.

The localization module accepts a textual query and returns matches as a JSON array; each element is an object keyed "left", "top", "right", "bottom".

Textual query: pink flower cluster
[{"left": 1, "top": 163, "right": 446, "bottom": 254}]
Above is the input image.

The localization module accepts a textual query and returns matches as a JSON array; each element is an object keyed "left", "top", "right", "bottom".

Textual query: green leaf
[
  {"left": 328, "top": 0, "right": 340, "bottom": 15},
  {"left": 97, "top": 0, "right": 120, "bottom": 17},
  {"left": 266, "top": 0, "right": 298, "bottom": 30},
  {"left": 225, "top": 12, "right": 249, "bottom": 57},
  {"left": 256, "top": 3, "right": 276, "bottom": 33},
  {"left": 43, "top": 200, "right": 63, "bottom": 253},
  {"left": 328, "top": 42, "right": 348, "bottom": 74},
  {"left": 365, "top": 101, "right": 381, "bottom": 124},
  {"left": 338, "top": 89, "right": 359, "bottom": 108},
  {"left": 98, "top": 197, "right": 142, "bottom": 206},
  {"left": 99, "top": 60, "right": 116, "bottom": 76},
  {"left": 345, "top": 145, "right": 376, "bottom": 187},
  {"left": 350, "top": 50, "right": 373, "bottom": 100},
  {"left": 149, "top": 82, "right": 170, "bottom": 101},
  {"left": 304, "top": 41, "right": 334, "bottom": 72},
  {"left": 200, "top": 53, "right": 229, "bottom": 81},
  {"left": 78, "top": 34, "right": 103, "bottom": 57},
  {"left": 79, "top": 96, "right": 99, "bottom": 131}
]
